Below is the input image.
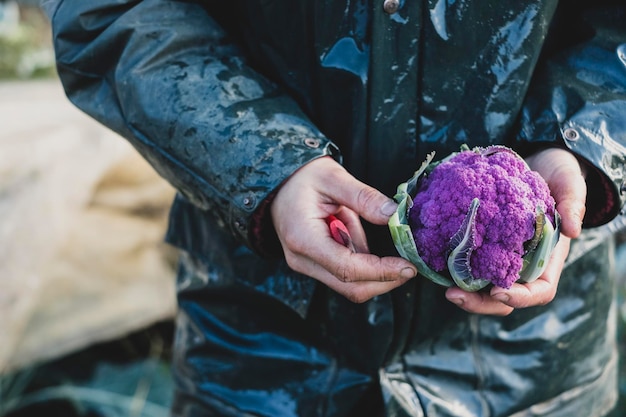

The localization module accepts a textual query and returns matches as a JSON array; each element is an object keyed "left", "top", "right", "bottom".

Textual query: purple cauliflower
[{"left": 388, "top": 145, "right": 561, "bottom": 292}]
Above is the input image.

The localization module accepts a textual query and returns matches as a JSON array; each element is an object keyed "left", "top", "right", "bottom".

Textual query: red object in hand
[{"left": 326, "top": 215, "right": 356, "bottom": 252}]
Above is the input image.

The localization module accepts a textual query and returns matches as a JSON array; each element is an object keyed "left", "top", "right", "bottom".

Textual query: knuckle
[
  {"left": 540, "top": 290, "right": 557, "bottom": 306},
  {"left": 283, "top": 253, "right": 304, "bottom": 273},
  {"left": 325, "top": 168, "right": 345, "bottom": 186},
  {"left": 281, "top": 233, "right": 307, "bottom": 254},
  {"left": 345, "top": 288, "right": 373, "bottom": 304},
  {"left": 334, "top": 263, "right": 356, "bottom": 283},
  {"left": 375, "top": 258, "right": 399, "bottom": 282},
  {"left": 363, "top": 256, "right": 386, "bottom": 278},
  {"left": 356, "top": 186, "right": 381, "bottom": 211}
]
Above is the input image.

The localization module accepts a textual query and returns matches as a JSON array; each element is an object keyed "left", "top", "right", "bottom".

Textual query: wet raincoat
[{"left": 46, "top": 0, "right": 626, "bottom": 416}]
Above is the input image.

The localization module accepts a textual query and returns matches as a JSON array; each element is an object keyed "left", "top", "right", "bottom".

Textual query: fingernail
[
  {"left": 400, "top": 267, "right": 416, "bottom": 279},
  {"left": 493, "top": 293, "right": 510, "bottom": 303},
  {"left": 381, "top": 200, "right": 398, "bottom": 216},
  {"left": 448, "top": 296, "right": 464, "bottom": 306}
]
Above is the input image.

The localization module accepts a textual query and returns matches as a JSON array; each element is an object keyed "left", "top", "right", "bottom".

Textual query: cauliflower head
[{"left": 389, "top": 145, "right": 560, "bottom": 292}]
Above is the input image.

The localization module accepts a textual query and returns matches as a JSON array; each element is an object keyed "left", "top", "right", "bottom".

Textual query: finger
[
  {"left": 490, "top": 236, "right": 570, "bottom": 309},
  {"left": 316, "top": 163, "right": 398, "bottom": 226},
  {"left": 286, "top": 242, "right": 417, "bottom": 283},
  {"left": 280, "top": 212, "right": 417, "bottom": 281},
  {"left": 527, "top": 149, "right": 586, "bottom": 238},
  {"left": 283, "top": 244, "right": 415, "bottom": 302},
  {"left": 489, "top": 279, "right": 555, "bottom": 310},
  {"left": 328, "top": 278, "right": 414, "bottom": 304},
  {"left": 548, "top": 170, "right": 586, "bottom": 239},
  {"left": 303, "top": 261, "right": 414, "bottom": 303},
  {"left": 445, "top": 287, "right": 515, "bottom": 316}
]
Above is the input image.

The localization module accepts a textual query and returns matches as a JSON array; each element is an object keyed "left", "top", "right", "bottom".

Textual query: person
[{"left": 45, "top": 1, "right": 626, "bottom": 416}]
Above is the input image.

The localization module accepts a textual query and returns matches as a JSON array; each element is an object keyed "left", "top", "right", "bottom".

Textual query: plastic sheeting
[{"left": 0, "top": 80, "right": 178, "bottom": 373}]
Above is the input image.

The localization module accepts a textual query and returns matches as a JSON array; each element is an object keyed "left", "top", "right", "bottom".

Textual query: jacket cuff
[
  {"left": 249, "top": 188, "right": 282, "bottom": 258},
  {"left": 247, "top": 142, "right": 342, "bottom": 258},
  {"left": 561, "top": 124, "right": 625, "bottom": 227},
  {"left": 579, "top": 159, "right": 622, "bottom": 228}
]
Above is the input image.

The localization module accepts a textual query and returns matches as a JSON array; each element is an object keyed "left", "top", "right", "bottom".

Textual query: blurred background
[
  {"left": 1, "top": 2, "right": 177, "bottom": 416},
  {"left": 0, "top": 2, "right": 624, "bottom": 416}
]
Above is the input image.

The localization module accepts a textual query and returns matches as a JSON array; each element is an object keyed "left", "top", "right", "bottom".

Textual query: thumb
[
  {"left": 327, "top": 177, "right": 399, "bottom": 225},
  {"left": 527, "top": 149, "right": 587, "bottom": 239},
  {"left": 552, "top": 168, "right": 587, "bottom": 239},
  {"left": 271, "top": 157, "right": 398, "bottom": 226}
]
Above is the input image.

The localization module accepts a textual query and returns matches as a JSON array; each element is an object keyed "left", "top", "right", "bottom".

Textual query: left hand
[{"left": 445, "top": 147, "right": 587, "bottom": 315}]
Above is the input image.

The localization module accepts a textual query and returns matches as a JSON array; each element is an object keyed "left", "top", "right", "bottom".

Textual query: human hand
[
  {"left": 270, "top": 156, "right": 417, "bottom": 303},
  {"left": 445, "top": 147, "right": 586, "bottom": 315}
]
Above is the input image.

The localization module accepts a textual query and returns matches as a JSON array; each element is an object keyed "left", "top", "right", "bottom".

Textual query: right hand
[
  {"left": 270, "top": 156, "right": 417, "bottom": 303},
  {"left": 445, "top": 147, "right": 587, "bottom": 315}
]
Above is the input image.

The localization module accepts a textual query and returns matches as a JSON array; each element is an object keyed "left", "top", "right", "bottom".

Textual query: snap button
[
  {"left": 304, "top": 138, "right": 320, "bottom": 148},
  {"left": 234, "top": 219, "right": 247, "bottom": 231},
  {"left": 383, "top": 0, "right": 399, "bottom": 14},
  {"left": 243, "top": 196, "right": 255, "bottom": 208},
  {"left": 563, "top": 128, "right": 580, "bottom": 141}
]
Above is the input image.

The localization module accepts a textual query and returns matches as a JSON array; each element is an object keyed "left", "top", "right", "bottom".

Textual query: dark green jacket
[{"left": 48, "top": 1, "right": 626, "bottom": 416}]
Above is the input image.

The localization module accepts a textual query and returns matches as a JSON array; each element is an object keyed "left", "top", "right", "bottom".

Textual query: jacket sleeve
[
  {"left": 516, "top": 2, "right": 626, "bottom": 227},
  {"left": 46, "top": 0, "right": 339, "bottom": 249}
]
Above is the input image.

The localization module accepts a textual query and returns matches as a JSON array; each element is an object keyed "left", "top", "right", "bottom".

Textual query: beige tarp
[{"left": 0, "top": 80, "right": 178, "bottom": 373}]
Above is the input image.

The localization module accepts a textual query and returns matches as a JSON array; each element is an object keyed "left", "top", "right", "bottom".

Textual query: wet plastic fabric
[
  {"left": 166, "top": 205, "right": 620, "bottom": 417},
  {"left": 46, "top": 0, "right": 626, "bottom": 416}
]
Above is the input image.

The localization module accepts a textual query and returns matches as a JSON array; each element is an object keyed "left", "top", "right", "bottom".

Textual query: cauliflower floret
[{"left": 408, "top": 147, "right": 556, "bottom": 289}]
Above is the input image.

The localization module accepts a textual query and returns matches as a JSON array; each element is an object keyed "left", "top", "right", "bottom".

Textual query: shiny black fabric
[
  {"left": 166, "top": 209, "right": 621, "bottom": 417},
  {"left": 46, "top": 0, "right": 626, "bottom": 415}
]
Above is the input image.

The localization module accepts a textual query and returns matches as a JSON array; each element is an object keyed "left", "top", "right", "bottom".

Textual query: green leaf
[
  {"left": 447, "top": 198, "right": 491, "bottom": 292},
  {"left": 388, "top": 159, "right": 453, "bottom": 288},
  {"left": 389, "top": 212, "right": 453, "bottom": 287},
  {"left": 519, "top": 210, "right": 561, "bottom": 283}
]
